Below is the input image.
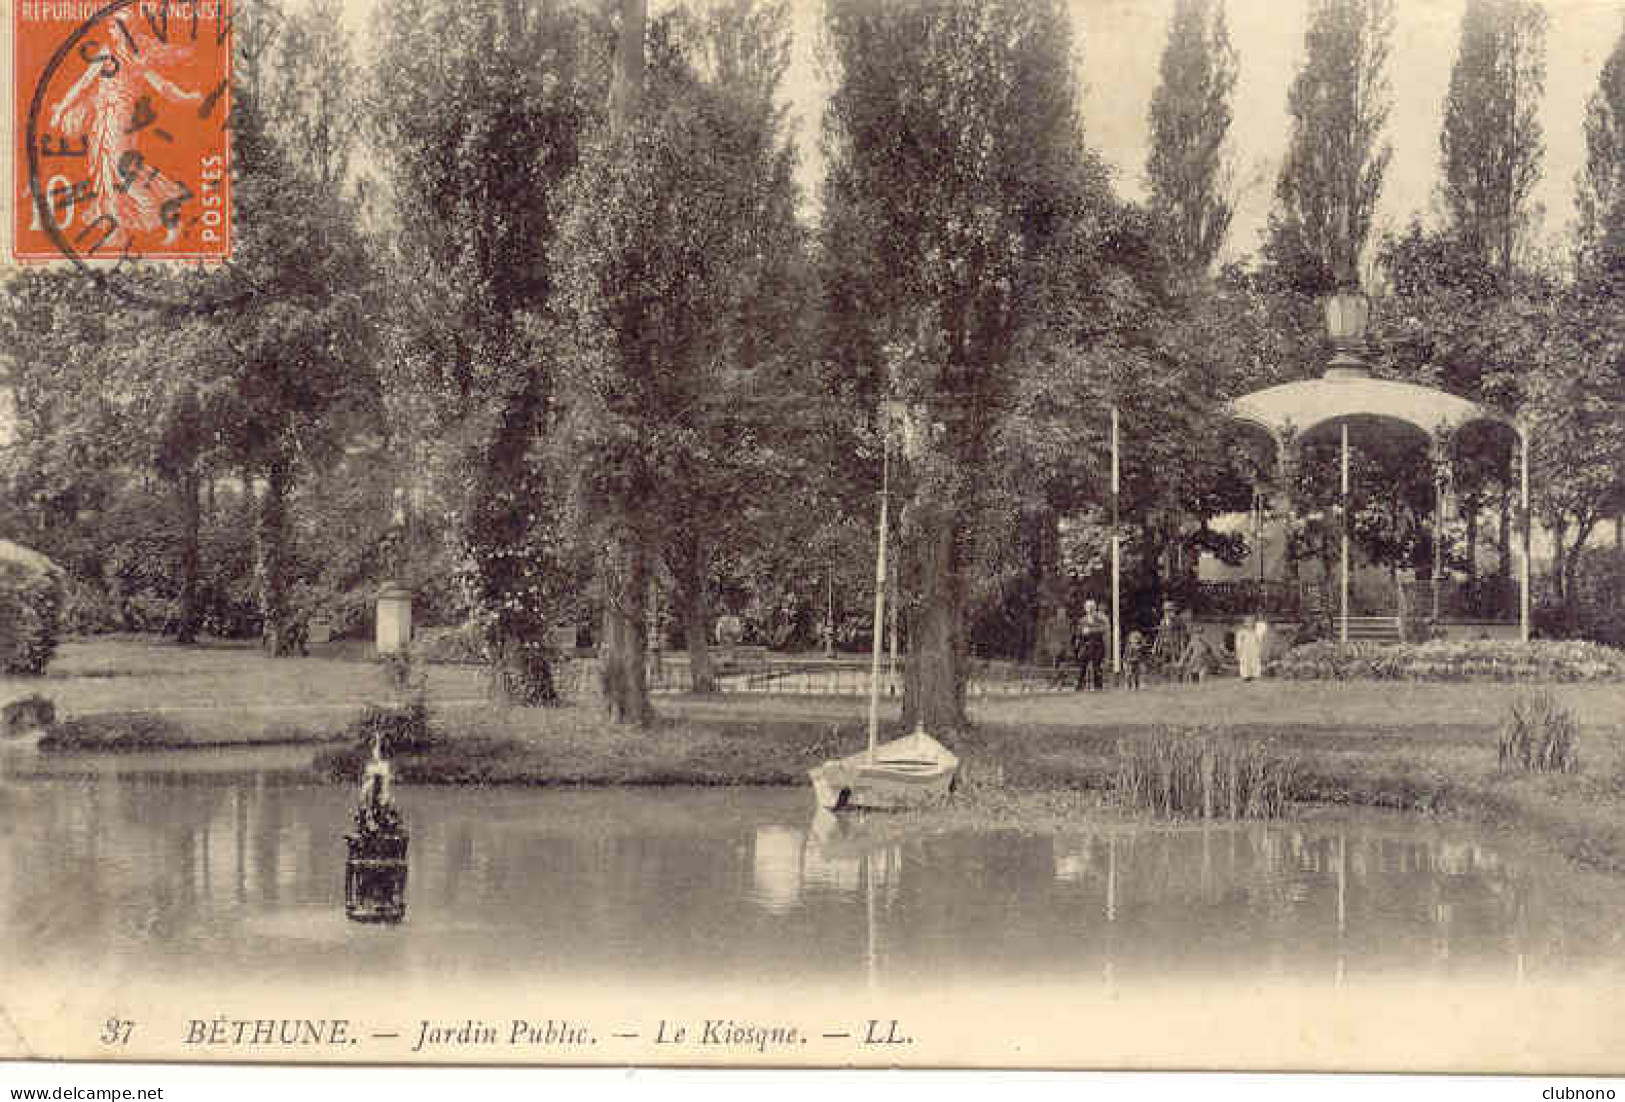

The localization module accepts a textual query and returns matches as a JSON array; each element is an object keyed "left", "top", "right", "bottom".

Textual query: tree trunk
[
  {"left": 1563, "top": 538, "right": 1583, "bottom": 614},
  {"left": 175, "top": 468, "right": 201, "bottom": 645},
  {"left": 596, "top": 0, "right": 649, "bottom": 724},
  {"left": 256, "top": 455, "right": 294, "bottom": 656},
  {"left": 674, "top": 539, "right": 716, "bottom": 694},
  {"left": 600, "top": 531, "right": 650, "bottom": 726},
  {"left": 1463, "top": 492, "right": 1479, "bottom": 579},
  {"left": 1616, "top": 514, "right": 1624, "bottom": 607},
  {"left": 487, "top": 630, "right": 557, "bottom": 706},
  {"left": 1028, "top": 506, "right": 1057, "bottom": 664},
  {"left": 1497, "top": 481, "right": 1511, "bottom": 583},
  {"left": 488, "top": 634, "right": 522, "bottom": 705},
  {"left": 1548, "top": 518, "right": 1566, "bottom": 607},
  {"left": 901, "top": 500, "right": 967, "bottom": 734},
  {"left": 1567, "top": 517, "right": 1599, "bottom": 614}
]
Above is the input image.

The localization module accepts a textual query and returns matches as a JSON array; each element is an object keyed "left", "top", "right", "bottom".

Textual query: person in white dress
[{"left": 1236, "top": 615, "right": 1261, "bottom": 681}]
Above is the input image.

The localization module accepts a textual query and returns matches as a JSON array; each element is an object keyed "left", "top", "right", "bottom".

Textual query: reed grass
[
  {"left": 1112, "top": 728, "right": 1295, "bottom": 820},
  {"left": 1498, "top": 689, "right": 1581, "bottom": 773}
]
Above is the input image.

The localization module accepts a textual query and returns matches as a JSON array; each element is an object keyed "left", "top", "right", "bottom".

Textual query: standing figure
[
  {"left": 1074, "top": 600, "right": 1109, "bottom": 692},
  {"left": 1149, "top": 600, "right": 1188, "bottom": 680},
  {"left": 1253, "top": 616, "right": 1272, "bottom": 676},
  {"left": 1179, "top": 629, "right": 1218, "bottom": 684},
  {"left": 1236, "top": 615, "right": 1261, "bottom": 681},
  {"left": 1122, "top": 630, "right": 1147, "bottom": 690}
]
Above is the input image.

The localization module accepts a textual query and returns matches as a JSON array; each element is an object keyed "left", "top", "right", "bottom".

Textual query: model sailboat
[{"left": 809, "top": 403, "right": 959, "bottom": 812}]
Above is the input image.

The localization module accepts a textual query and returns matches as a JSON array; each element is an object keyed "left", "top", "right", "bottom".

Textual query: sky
[{"left": 769, "top": 0, "right": 1625, "bottom": 265}]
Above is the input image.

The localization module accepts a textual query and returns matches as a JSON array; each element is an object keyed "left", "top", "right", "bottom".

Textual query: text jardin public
[{"left": 181, "top": 1017, "right": 913, "bottom": 1053}]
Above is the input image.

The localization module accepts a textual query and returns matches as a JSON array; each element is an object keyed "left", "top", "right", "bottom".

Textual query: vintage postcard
[{"left": 3, "top": 0, "right": 1625, "bottom": 1076}]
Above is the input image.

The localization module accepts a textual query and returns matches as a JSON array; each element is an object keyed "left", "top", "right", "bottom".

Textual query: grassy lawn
[
  {"left": 1, "top": 637, "right": 487, "bottom": 745},
  {"left": 970, "top": 678, "right": 1625, "bottom": 729}
]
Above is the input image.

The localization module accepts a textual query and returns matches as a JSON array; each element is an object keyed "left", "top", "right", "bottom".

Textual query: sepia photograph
[{"left": 4, "top": 0, "right": 1625, "bottom": 1079}]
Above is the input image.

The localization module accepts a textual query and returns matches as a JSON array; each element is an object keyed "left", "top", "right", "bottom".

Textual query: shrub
[
  {"left": 1, "top": 693, "right": 55, "bottom": 735},
  {"left": 321, "top": 585, "right": 378, "bottom": 641},
  {"left": 120, "top": 592, "right": 179, "bottom": 633},
  {"left": 345, "top": 699, "right": 434, "bottom": 758},
  {"left": 0, "top": 560, "right": 62, "bottom": 674},
  {"left": 59, "top": 578, "right": 120, "bottom": 636},
  {"left": 1497, "top": 690, "right": 1580, "bottom": 773},
  {"left": 1270, "top": 639, "right": 1625, "bottom": 682},
  {"left": 39, "top": 712, "right": 185, "bottom": 750},
  {"left": 1112, "top": 729, "right": 1295, "bottom": 820}
]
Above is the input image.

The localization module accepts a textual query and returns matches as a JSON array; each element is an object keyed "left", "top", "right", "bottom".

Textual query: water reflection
[{"left": 1, "top": 760, "right": 1619, "bottom": 993}]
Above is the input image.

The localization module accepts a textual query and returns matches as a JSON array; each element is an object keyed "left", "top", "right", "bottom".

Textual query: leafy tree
[
  {"left": 822, "top": 0, "right": 1102, "bottom": 730},
  {"left": 370, "top": 0, "right": 604, "bottom": 700},
  {"left": 206, "top": 80, "right": 380, "bottom": 654},
  {"left": 0, "top": 271, "right": 122, "bottom": 550},
  {"left": 1267, "top": 0, "right": 1394, "bottom": 291},
  {"left": 262, "top": 0, "right": 363, "bottom": 192},
  {"left": 148, "top": 373, "right": 210, "bottom": 642},
  {"left": 1374, "top": 221, "right": 1541, "bottom": 587},
  {"left": 1146, "top": 0, "right": 1238, "bottom": 275},
  {"left": 555, "top": 2, "right": 804, "bottom": 721},
  {"left": 653, "top": 0, "right": 806, "bottom": 694},
  {"left": 1524, "top": 289, "right": 1625, "bottom": 614},
  {"left": 1371, "top": 225, "right": 1485, "bottom": 576},
  {"left": 1003, "top": 204, "right": 1293, "bottom": 633},
  {"left": 1439, "top": 0, "right": 1547, "bottom": 286}
]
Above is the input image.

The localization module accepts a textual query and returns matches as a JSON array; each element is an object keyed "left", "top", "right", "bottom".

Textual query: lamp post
[
  {"left": 1431, "top": 430, "right": 1450, "bottom": 628},
  {"left": 1253, "top": 486, "right": 1265, "bottom": 589},
  {"left": 1110, "top": 404, "right": 1121, "bottom": 676},
  {"left": 1519, "top": 424, "right": 1531, "bottom": 644},
  {"left": 825, "top": 568, "right": 835, "bottom": 659},
  {"left": 1323, "top": 288, "right": 1370, "bottom": 643},
  {"left": 1341, "top": 421, "right": 1350, "bottom": 643}
]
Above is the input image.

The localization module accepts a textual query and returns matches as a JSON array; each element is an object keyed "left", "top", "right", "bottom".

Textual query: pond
[{"left": 4, "top": 747, "right": 1621, "bottom": 1000}]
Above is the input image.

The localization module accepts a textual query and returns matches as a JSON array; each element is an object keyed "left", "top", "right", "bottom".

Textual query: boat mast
[{"left": 866, "top": 416, "right": 891, "bottom": 762}]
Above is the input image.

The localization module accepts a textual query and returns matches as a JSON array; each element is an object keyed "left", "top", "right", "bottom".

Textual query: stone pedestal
[{"left": 376, "top": 583, "right": 413, "bottom": 655}]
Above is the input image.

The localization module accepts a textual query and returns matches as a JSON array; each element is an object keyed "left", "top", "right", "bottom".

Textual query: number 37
[{"left": 99, "top": 1018, "right": 134, "bottom": 1045}]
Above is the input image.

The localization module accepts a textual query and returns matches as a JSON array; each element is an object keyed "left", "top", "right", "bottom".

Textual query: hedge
[
  {"left": 0, "top": 560, "right": 63, "bottom": 674},
  {"left": 1269, "top": 639, "right": 1625, "bottom": 682}
]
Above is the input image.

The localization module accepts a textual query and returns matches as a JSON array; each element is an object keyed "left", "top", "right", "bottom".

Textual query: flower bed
[{"left": 1269, "top": 639, "right": 1625, "bottom": 682}]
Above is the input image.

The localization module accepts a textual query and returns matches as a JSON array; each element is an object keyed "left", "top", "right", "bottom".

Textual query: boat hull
[{"left": 809, "top": 730, "right": 959, "bottom": 812}]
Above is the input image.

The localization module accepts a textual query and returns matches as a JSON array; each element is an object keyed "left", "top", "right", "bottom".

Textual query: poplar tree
[
  {"left": 1267, "top": 0, "right": 1394, "bottom": 291},
  {"left": 1146, "top": 0, "right": 1238, "bottom": 275},
  {"left": 1439, "top": 0, "right": 1547, "bottom": 286},
  {"left": 1576, "top": 20, "right": 1625, "bottom": 280}
]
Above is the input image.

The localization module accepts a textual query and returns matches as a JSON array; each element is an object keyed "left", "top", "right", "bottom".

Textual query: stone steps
[{"left": 1339, "top": 615, "right": 1402, "bottom": 645}]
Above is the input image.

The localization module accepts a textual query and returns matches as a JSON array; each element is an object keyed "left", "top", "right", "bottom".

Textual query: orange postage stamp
[{"left": 13, "top": 0, "right": 232, "bottom": 263}]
